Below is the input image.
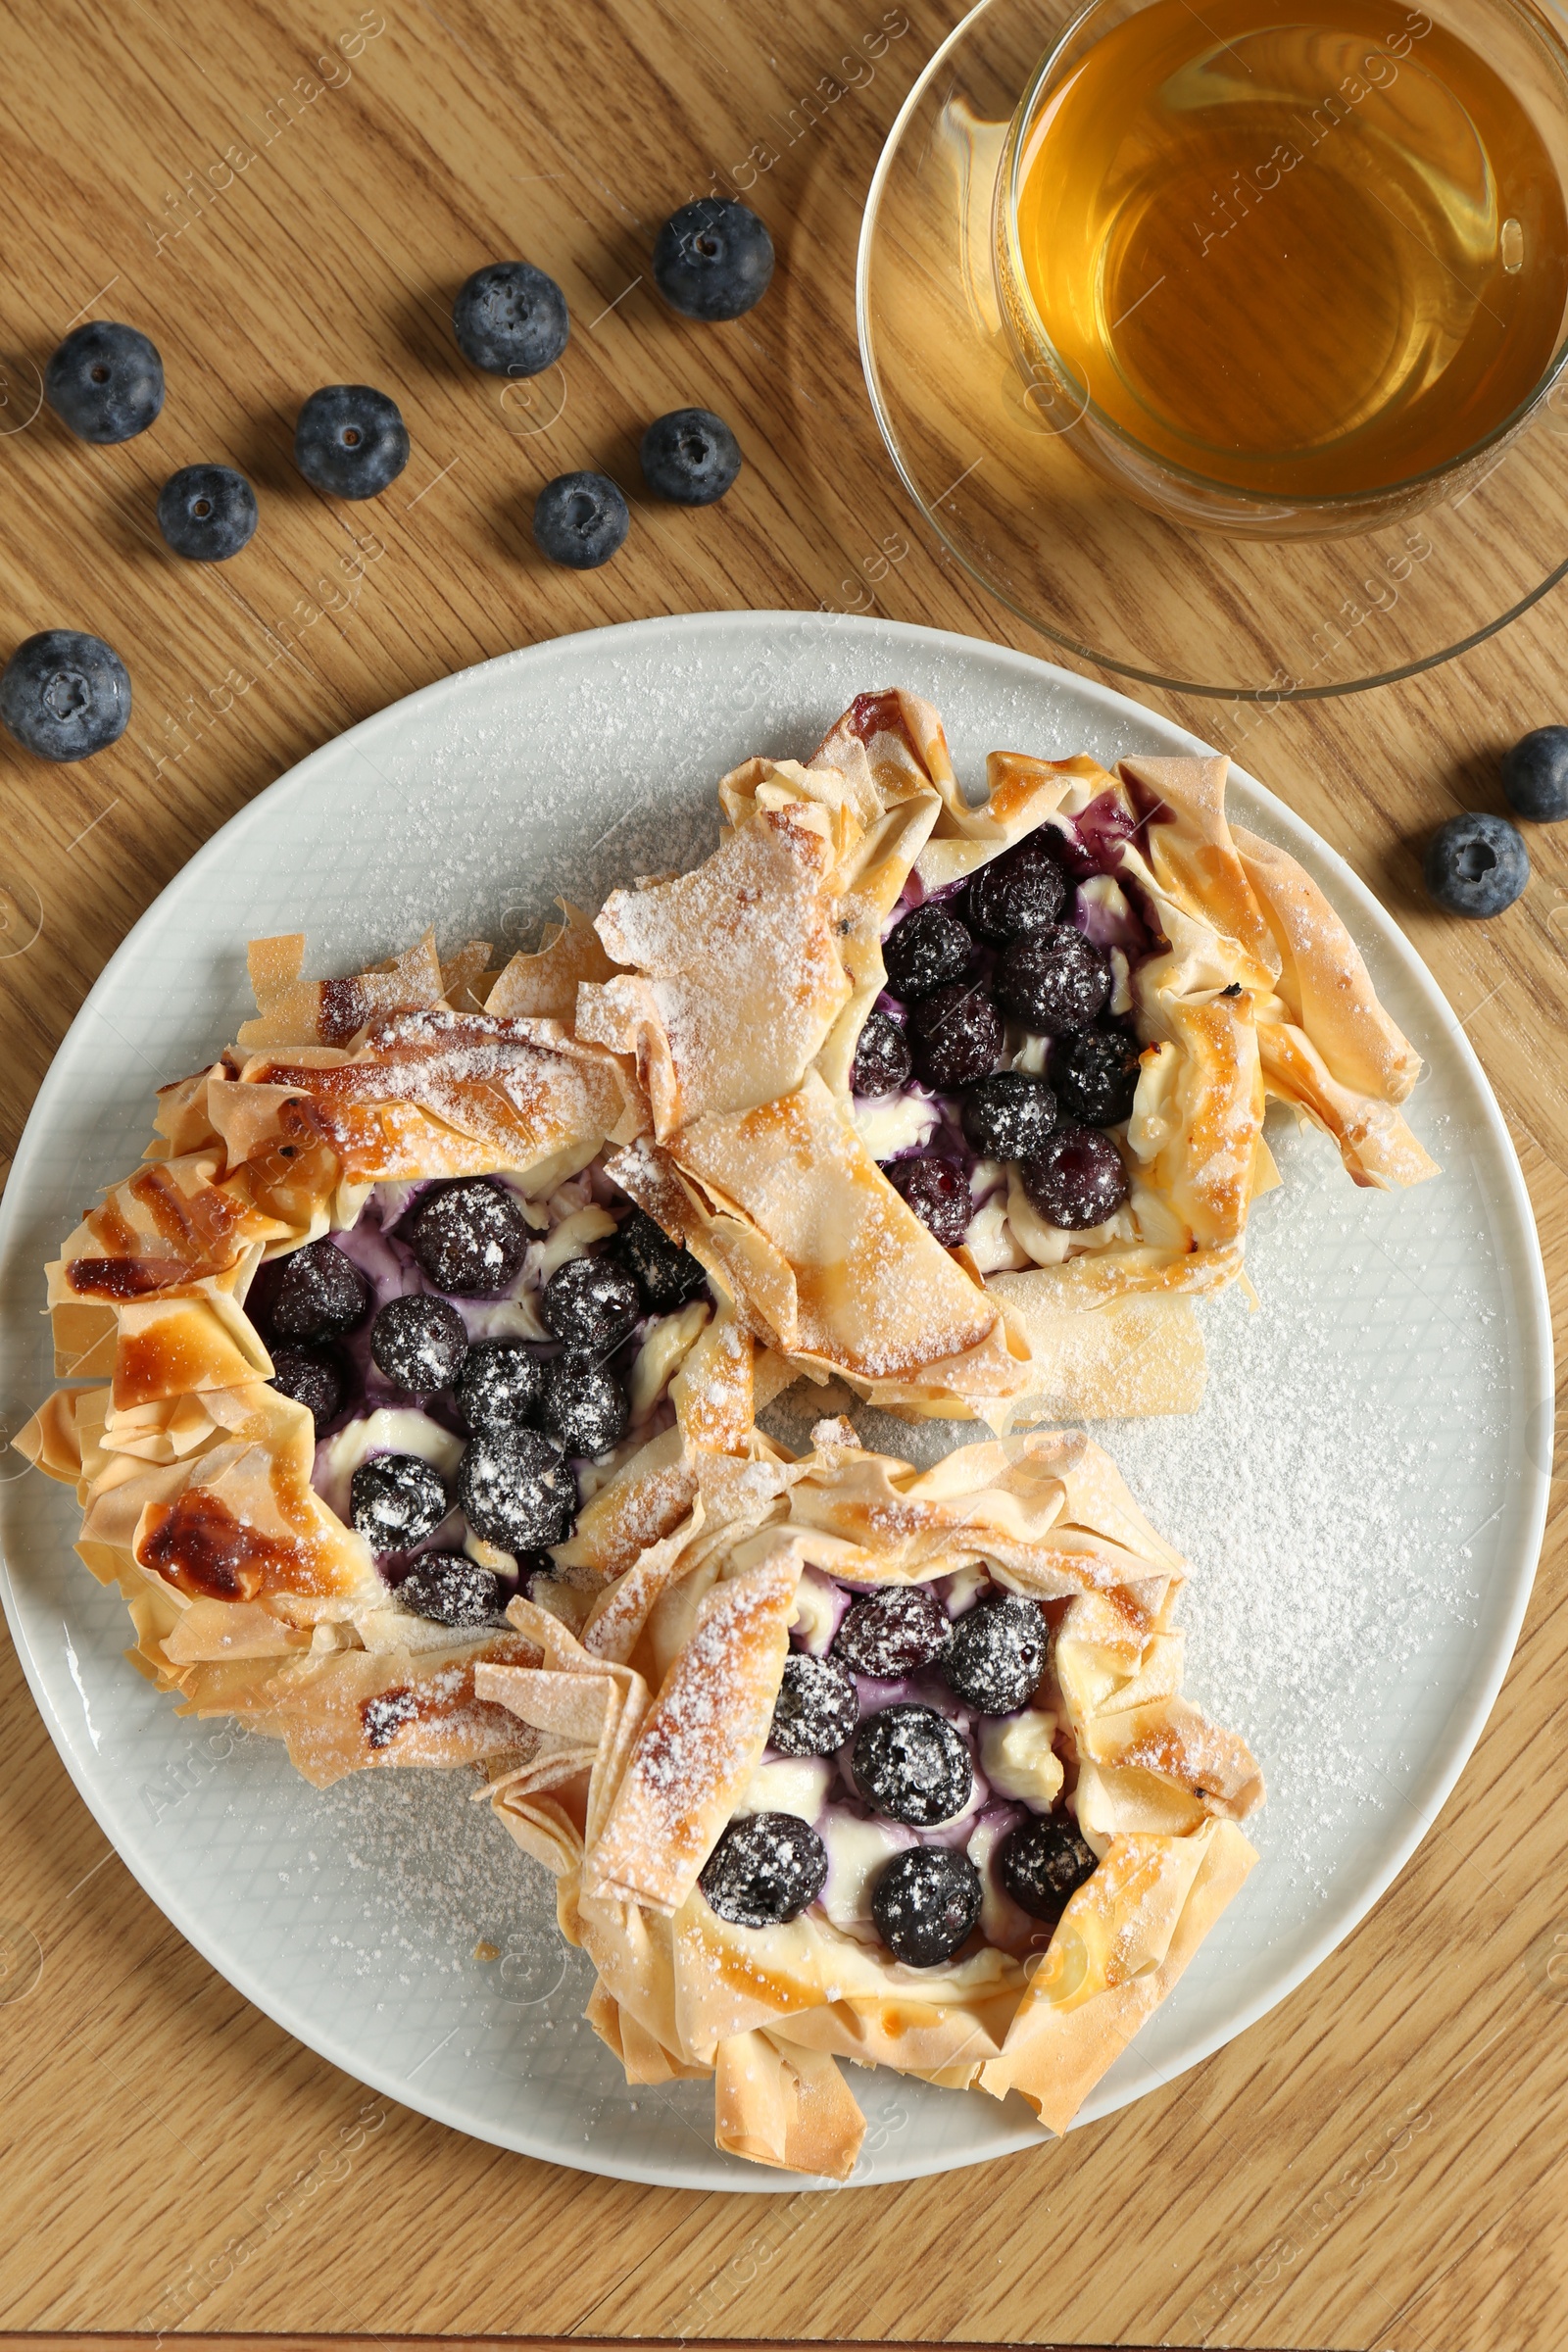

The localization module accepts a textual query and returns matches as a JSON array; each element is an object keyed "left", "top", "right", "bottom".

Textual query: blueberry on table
[
  {"left": 998, "top": 923, "right": 1111, "bottom": 1035},
  {"left": 959, "top": 1070, "right": 1057, "bottom": 1160},
  {"left": 653, "top": 197, "right": 774, "bottom": 321},
  {"left": 640, "top": 407, "right": 743, "bottom": 505},
  {"left": 833, "top": 1585, "right": 952, "bottom": 1679},
  {"left": 1020, "top": 1123, "right": 1129, "bottom": 1231},
  {"left": 542, "top": 1349, "right": 629, "bottom": 1458},
  {"left": 1423, "top": 811, "right": 1530, "bottom": 918},
  {"left": 700, "top": 1810, "right": 828, "bottom": 1928},
  {"left": 942, "top": 1593, "right": 1048, "bottom": 1715},
  {"left": 156, "top": 465, "right": 259, "bottom": 562},
  {"left": 610, "top": 1205, "right": 708, "bottom": 1312},
  {"left": 452, "top": 260, "right": 568, "bottom": 375},
  {"left": 850, "top": 1009, "right": 912, "bottom": 1099},
  {"left": 852, "top": 1703, "right": 973, "bottom": 1827},
  {"left": 45, "top": 319, "right": 164, "bottom": 442},
  {"left": 270, "top": 1238, "right": 371, "bottom": 1340},
  {"left": 1052, "top": 1026, "right": 1142, "bottom": 1128},
  {"left": 351, "top": 1453, "right": 451, "bottom": 1552},
  {"left": 369, "top": 1294, "right": 469, "bottom": 1394},
  {"left": 533, "top": 470, "right": 629, "bottom": 567},
  {"left": 459, "top": 1425, "right": 576, "bottom": 1551},
  {"left": 872, "top": 1844, "right": 983, "bottom": 1967},
  {"left": 883, "top": 903, "right": 971, "bottom": 1001},
  {"left": 454, "top": 1339, "right": 544, "bottom": 1432},
  {"left": 997, "top": 1815, "right": 1097, "bottom": 1918},
  {"left": 882, "top": 1153, "right": 971, "bottom": 1250},
  {"left": 294, "top": 384, "right": 410, "bottom": 499},
  {"left": 769, "top": 1651, "right": 859, "bottom": 1756},
  {"left": 397, "top": 1550, "right": 507, "bottom": 1627},
  {"left": 269, "top": 1344, "right": 344, "bottom": 1432},
  {"left": 543, "top": 1252, "right": 641, "bottom": 1349},
  {"left": 906, "top": 979, "right": 1004, "bottom": 1091},
  {"left": 964, "top": 838, "right": 1066, "bottom": 944},
  {"left": 0, "top": 630, "right": 130, "bottom": 762},
  {"left": 1501, "top": 726, "right": 1568, "bottom": 823},
  {"left": 409, "top": 1180, "right": 529, "bottom": 1297}
]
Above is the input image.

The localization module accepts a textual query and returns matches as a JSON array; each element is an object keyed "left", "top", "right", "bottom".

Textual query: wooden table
[{"left": 0, "top": 4, "right": 1563, "bottom": 2347}]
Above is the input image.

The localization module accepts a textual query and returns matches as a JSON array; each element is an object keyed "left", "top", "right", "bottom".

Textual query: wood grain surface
[{"left": 0, "top": 3, "right": 1564, "bottom": 2349}]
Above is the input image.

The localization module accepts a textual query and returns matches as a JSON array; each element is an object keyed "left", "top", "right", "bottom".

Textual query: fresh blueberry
[
  {"left": 542, "top": 1350, "right": 629, "bottom": 1458},
  {"left": 1424, "top": 811, "right": 1529, "bottom": 917},
  {"left": 543, "top": 1253, "right": 641, "bottom": 1350},
  {"left": 610, "top": 1206, "right": 708, "bottom": 1312},
  {"left": 999, "top": 924, "right": 1111, "bottom": 1035},
  {"left": 960, "top": 1071, "right": 1057, "bottom": 1160},
  {"left": 872, "top": 1845, "right": 983, "bottom": 1967},
  {"left": 0, "top": 630, "right": 130, "bottom": 762},
  {"left": 1020, "top": 1124, "right": 1129, "bottom": 1230},
  {"left": 906, "top": 980, "right": 1004, "bottom": 1091},
  {"left": 699, "top": 1811, "right": 828, "bottom": 1928},
  {"left": 268, "top": 1344, "right": 343, "bottom": 1432},
  {"left": 294, "top": 384, "right": 410, "bottom": 499},
  {"left": 883, "top": 904, "right": 971, "bottom": 1001},
  {"left": 964, "top": 839, "right": 1067, "bottom": 944},
  {"left": 1053, "top": 1026, "right": 1142, "bottom": 1127},
  {"left": 770, "top": 1651, "right": 859, "bottom": 1756},
  {"left": 452, "top": 261, "right": 568, "bottom": 376},
  {"left": 851, "top": 1010, "right": 912, "bottom": 1098},
  {"left": 351, "top": 1453, "right": 450, "bottom": 1553},
  {"left": 45, "top": 320, "right": 164, "bottom": 443},
  {"left": 156, "top": 465, "right": 258, "bottom": 562},
  {"left": 1501, "top": 726, "right": 1568, "bottom": 823},
  {"left": 270, "top": 1239, "right": 371, "bottom": 1340},
  {"left": 997, "top": 1815, "right": 1098, "bottom": 1918},
  {"left": 458, "top": 1425, "right": 576, "bottom": 1551},
  {"left": 454, "top": 1339, "right": 544, "bottom": 1432},
  {"left": 852, "top": 1704, "right": 973, "bottom": 1827},
  {"left": 640, "top": 407, "right": 742, "bottom": 504},
  {"left": 409, "top": 1181, "right": 529, "bottom": 1297},
  {"left": 369, "top": 1294, "right": 469, "bottom": 1394},
  {"left": 533, "top": 470, "right": 629, "bottom": 568},
  {"left": 397, "top": 1550, "right": 507, "bottom": 1627},
  {"left": 882, "top": 1154, "right": 971, "bottom": 1249},
  {"left": 653, "top": 197, "right": 774, "bottom": 321},
  {"left": 942, "top": 1593, "right": 1048, "bottom": 1715},
  {"left": 833, "top": 1585, "right": 952, "bottom": 1678}
]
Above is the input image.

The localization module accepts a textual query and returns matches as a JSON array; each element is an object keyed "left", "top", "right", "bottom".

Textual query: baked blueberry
[
  {"left": 268, "top": 1343, "right": 343, "bottom": 1432},
  {"left": 533, "top": 470, "right": 629, "bottom": 567},
  {"left": 409, "top": 1181, "right": 529, "bottom": 1296},
  {"left": 906, "top": 980, "right": 1004, "bottom": 1091},
  {"left": 369, "top": 1294, "right": 469, "bottom": 1393},
  {"left": 959, "top": 1070, "right": 1056, "bottom": 1160},
  {"left": 833, "top": 1585, "right": 952, "bottom": 1678},
  {"left": 699, "top": 1811, "right": 828, "bottom": 1927},
  {"left": 270, "top": 1239, "right": 371, "bottom": 1340},
  {"left": 1053, "top": 1027, "right": 1142, "bottom": 1127},
  {"left": 653, "top": 197, "right": 774, "bottom": 321},
  {"left": 1020, "top": 1124, "right": 1129, "bottom": 1230},
  {"left": 999, "top": 924, "right": 1111, "bottom": 1035},
  {"left": 0, "top": 630, "right": 130, "bottom": 761},
  {"left": 543, "top": 1253, "right": 641, "bottom": 1349},
  {"left": 850, "top": 1010, "right": 912, "bottom": 1098},
  {"left": 294, "top": 384, "right": 410, "bottom": 499},
  {"left": 452, "top": 260, "right": 569, "bottom": 375},
  {"left": 769, "top": 1651, "right": 859, "bottom": 1756},
  {"left": 1424, "top": 811, "right": 1529, "bottom": 918},
  {"left": 350, "top": 1452, "right": 450, "bottom": 1552},
  {"left": 871, "top": 1845, "right": 983, "bottom": 1967},
  {"left": 45, "top": 319, "right": 164, "bottom": 442},
  {"left": 882, "top": 904, "right": 971, "bottom": 1001},
  {"left": 997, "top": 1815, "right": 1098, "bottom": 1918},
  {"left": 156, "top": 465, "right": 258, "bottom": 562},
  {"left": 397, "top": 1550, "right": 507, "bottom": 1626},
  {"left": 640, "top": 406, "right": 742, "bottom": 504},
  {"left": 542, "top": 1350, "right": 629, "bottom": 1457},
  {"left": 942, "top": 1593, "right": 1047, "bottom": 1714},
  {"left": 458, "top": 1425, "right": 575, "bottom": 1550},
  {"left": 882, "top": 1154, "right": 970, "bottom": 1250},
  {"left": 964, "top": 839, "right": 1066, "bottom": 943},
  {"left": 454, "top": 1339, "right": 544, "bottom": 1432},
  {"left": 1502, "top": 726, "right": 1568, "bottom": 823},
  {"left": 852, "top": 1704, "right": 973, "bottom": 1827},
  {"left": 610, "top": 1206, "right": 708, "bottom": 1312}
]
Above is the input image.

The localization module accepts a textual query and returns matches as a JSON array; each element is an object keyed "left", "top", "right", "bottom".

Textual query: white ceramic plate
[{"left": 0, "top": 613, "right": 1549, "bottom": 2190}]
